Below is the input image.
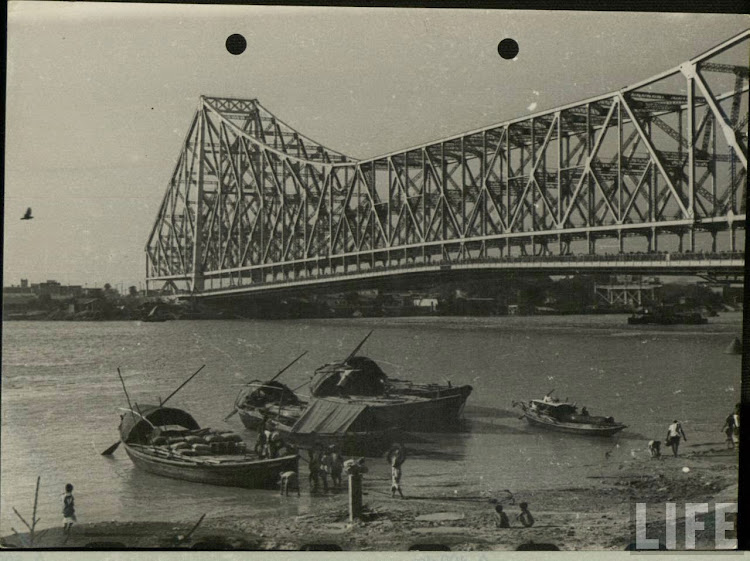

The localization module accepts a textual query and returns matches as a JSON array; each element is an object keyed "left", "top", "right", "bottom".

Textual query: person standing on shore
[
  {"left": 62, "top": 483, "right": 76, "bottom": 535},
  {"left": 319, "top": 448, "right": 332, "bottom": 492},
  {"left": 722, "top": 406, "right": 740, "bottom": 449},
  {"left": 308, "top": 448, "right": 320, "bottom": 493},
  {"left": 666, "top": 420, "right": 687, "bottom": 457},
  {"left": 329, "top": 446, "right": 344, "bottom": 490},
  {"left": 386, "top": 444, "right": 406, "bottom": 499}
]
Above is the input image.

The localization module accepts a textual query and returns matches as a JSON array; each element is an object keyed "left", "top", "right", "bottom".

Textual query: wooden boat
[
  {"left": 309, "top": 356, "right": 472, "bottom": 431},
  {"left": 234, "top": 380, "right": 307, "bottom": 432},
  {"left": 141, "top": 305, "right": 170, "bottom": 322},
  {"left": 513, "top": 395, "right": 626, "bottom": 437},
  {"left": 628, "top": 305, "right": 708, "bottom": 325},
  {"left": 118, "top": 404, "right": 298, "bottom": 489},
  {"left": 233, "top": 366, "right": 471, "bottom": 435}
]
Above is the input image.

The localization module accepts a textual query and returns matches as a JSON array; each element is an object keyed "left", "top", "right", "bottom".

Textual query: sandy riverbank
[{"left": 2, "top": 443, "right": 737, "bottom": 551}]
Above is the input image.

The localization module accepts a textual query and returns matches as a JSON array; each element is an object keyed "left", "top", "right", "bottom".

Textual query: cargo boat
[
  {"left": 309, "top": 354, "right": 472, "bottom": 432},
  {"left": 118, "top": 404, "right": 298, "bottom": 489},
  {"left": 513, "top": 394, "right": 626, "bottom": 437},
  {"left": 232, "top": 335, "right": 472, "bottom": 434},
  {"left": 627, "top": 305, "right": 708, "bottom": 325}
]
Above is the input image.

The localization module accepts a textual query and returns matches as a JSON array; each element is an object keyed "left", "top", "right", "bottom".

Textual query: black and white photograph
[{"left": 2, "top": 2, "right": 747, "bottom": 551}]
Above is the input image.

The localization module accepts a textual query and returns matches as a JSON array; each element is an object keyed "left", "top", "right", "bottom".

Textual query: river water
[{"left": 1, "top": 314, "right": 742, "bottom": 533}]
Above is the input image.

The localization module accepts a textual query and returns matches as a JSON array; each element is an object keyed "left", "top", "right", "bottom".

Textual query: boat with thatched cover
[
  {"left": 279, "top": 398, "right": 403, "bottom": 457},
  {"left": 513, "top": 393, "right": 626, "bottom": 437},
  {"left": 234, "top": 380, "right": 308, "bottom": 432},
  {"left": 309, "top": 353, "right": 472, "bottom": 432},
  {"left": 118, "top": 404, "right": 298, "bottom": 489}
]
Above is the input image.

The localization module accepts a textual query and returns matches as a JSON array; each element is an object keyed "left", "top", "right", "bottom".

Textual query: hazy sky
[{"left": 4, "top": 3, "right": 748, "bottom": 289}]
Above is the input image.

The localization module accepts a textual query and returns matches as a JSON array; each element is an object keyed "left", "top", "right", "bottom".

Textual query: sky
[{"left": 4, "top": 3, "right": 749, "bottom": 289}]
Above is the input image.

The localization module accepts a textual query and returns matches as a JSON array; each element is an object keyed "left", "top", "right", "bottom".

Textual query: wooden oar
[
  {"left": 344, "top": 331, "right": 373, "bottom": 363},
  {"left": 224, "top": 352, "right": 308, "bottom": 421},
  {"left": 268, "top": 351, "right": 308, "bottom": 383},
  {"left": 160, "top": 364, "right": 206, "bottom": 407},
  {"left": 101, "top": 368, "right": 138, "bottom": 455}
]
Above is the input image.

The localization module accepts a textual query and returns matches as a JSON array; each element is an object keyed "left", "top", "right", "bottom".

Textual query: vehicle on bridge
[{"left": 513, "top": 393, "right": 626, "bottom": 437}]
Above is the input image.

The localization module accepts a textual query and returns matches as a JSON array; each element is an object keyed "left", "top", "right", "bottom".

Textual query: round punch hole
[
  {"left": 497, "top": 38, "right": 519, "bottom": 60},
  {"left": 226, "top": 34, "right": 247, "bottom": 55}
]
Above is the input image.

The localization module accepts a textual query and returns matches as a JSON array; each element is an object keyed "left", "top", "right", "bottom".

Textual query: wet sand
[{"left": 2, "top": 443, "right": 737, "bottom": 551}]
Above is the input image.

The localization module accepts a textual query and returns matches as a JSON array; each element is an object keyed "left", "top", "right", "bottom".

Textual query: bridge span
[
  {"left": 184, "top": 251, "right": 744, "bottom": 301},
  {"left": 145, "top": 31, "right": 748, "bottom": 298}
]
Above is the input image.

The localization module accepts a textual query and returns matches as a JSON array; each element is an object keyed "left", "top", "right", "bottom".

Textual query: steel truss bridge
[{"left": 146, "top": 31, "right": 748, "bottom": 298}]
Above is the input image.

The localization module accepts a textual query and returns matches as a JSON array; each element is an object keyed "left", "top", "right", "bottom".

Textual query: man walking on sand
[
  {"left": 666, "top": 420, "right": 687, "bottom": 457},
  {"left": 386, "top": 443, "right": 406, "bottom": 499},
  {"left": 722, "top": 405, "right": 740, "bottom": 449}
]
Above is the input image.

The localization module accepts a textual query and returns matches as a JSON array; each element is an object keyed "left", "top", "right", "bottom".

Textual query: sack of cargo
[
  {"left": 171, "top": 442, "right": 190, "bottom": 451},
  {"left": 185, "top": 435, "right": 206, "bottom": 445},
  {"left": 192, "top": 444, "right": 212, "bottom": 454},
  {"left": 221, "top": 432, "right": 243, "bottom": 443},
  {"left": 205, "top": 435, "right": 224, "bottom": 444},
  {"left": 178, "top": 449, "right": 199, "bottom": 457},
  {"left": 168, "top": 436, "right": 186, "bottom": 444},
  {"left": 150, "top": 436, "right": 167, "bottom": 446}
]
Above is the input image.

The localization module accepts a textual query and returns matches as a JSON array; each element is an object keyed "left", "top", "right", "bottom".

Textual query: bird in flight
[{"left": 21, "top": 207, "right": 33, "bottom": 220}]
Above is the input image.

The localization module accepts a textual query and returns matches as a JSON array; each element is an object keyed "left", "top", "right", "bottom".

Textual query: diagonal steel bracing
[{"left": 146, "top": 31, "right": 748, "bottom": 294}]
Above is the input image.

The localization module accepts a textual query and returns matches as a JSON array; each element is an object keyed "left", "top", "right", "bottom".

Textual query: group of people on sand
[
  {"left": 307, "top": 444, "right": 344, "bottom": 492},
  {"left": 648, "top": 404, "right": 740, "bottom": 459},
  {"left": 303, "top": 442, "right": 407, "bottom": 496},
  {"left": 493, "top": 502, "right": 535, "bottom": 529}
]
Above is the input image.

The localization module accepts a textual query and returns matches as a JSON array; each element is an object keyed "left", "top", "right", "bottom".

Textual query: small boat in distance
[
  {"left": 141, "top": 305, "right": 170, "bottom": 322},
  {"left": 627, "top": 305, "right": 708, "bottom": 325},
  {"left": 513, "top": 392, "right": 626, "bottom": 437},
  {"left": 117, "top": 404, "right": 298, "bottom": 489}
]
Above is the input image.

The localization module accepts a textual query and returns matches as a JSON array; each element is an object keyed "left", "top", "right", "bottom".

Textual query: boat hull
[
  {"left": 240, "top": 387, "right": 471, "bottom": 434},
  {"left": 124, "top": 444, "right": 298, "bottom": 489},
  {"left": 322, "top": 391, "right": 469, "bottom": 432},
  {"left": 523, "top": 414, "right": 626, "bottom": 437},
  {"left": 628, "top": 313, "right": 708, "bottom": 325}
]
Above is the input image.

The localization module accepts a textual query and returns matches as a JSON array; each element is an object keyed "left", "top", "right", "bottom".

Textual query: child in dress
[{"left": 62, "top": 483, "right": 76, "bottom": 535}]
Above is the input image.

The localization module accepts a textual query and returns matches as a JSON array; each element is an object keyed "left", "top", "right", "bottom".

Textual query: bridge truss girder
[{"left": 146, "top": 31, "right": 748, "bottom": 295}]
